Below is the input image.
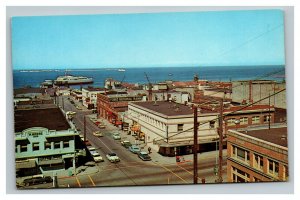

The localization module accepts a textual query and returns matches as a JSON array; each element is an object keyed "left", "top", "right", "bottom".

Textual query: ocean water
[{"left": 12, "top": 66, "right": 285, "bottom": 89}]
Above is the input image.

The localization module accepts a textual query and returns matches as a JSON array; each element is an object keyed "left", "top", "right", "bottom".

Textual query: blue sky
[{"left": 11, "top": 9, "right": 285, "bottom": 70}]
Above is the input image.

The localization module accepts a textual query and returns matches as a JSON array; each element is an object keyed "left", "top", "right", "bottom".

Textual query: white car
[
  {"left": 106, "top": 153, "right": 120, "bottom": 163},
  {"left": 90, "top": 150, "right": 100, "bottom": 156},
  {"left": 112, "top": 133, "right": 121, "bottom": 140},
  {"left": 93, "top": 155, "right": 104, "bottom": 163},
  {"left": 93, "top": 131, "right": 103, "bottom": 137},
  {"left": 87, "top": 146, "right": 96, "bottom": 151}
]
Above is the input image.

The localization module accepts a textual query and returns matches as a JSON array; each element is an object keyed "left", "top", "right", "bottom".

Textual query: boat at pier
[{"left": 53, "top": 75, "right": 93, "bottom": 85}]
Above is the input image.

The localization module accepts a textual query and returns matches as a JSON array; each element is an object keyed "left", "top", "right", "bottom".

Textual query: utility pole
[
  {"left": 84, "top": 115, "right": 87, "bottom": 142},
  {"left": 269, "top": 92, "right": 271, "bottom": 130},
  {"left": 193, "top": 105, "right": 198, "bottom": 184},
  {"left": 62, "top": 95, "right": 64, "bottom": 110},
  {"left": 218, "top": 98, "right": 224, "bottom": 183}
]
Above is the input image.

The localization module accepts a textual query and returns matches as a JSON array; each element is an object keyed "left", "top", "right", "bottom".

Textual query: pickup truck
[{"left": 106, "top": 153, "right": 120, "bottom": 163}]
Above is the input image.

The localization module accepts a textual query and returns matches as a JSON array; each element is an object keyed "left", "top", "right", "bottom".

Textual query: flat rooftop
[
  {"left": 14, "top": 107, "right": 70, "bottom": 132},
  {"left": 131, "top": 101, "right": 216, "bottom": 116},
  {"left": 14, "top": 88, "right": 45, "bottom": 96},
  {"left": 240, "top": 127, "right": 288, "bottom": 147}
]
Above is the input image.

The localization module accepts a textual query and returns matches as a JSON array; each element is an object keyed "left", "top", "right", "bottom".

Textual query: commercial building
[
  {"left": 227, "top": 126, "right": 288, "bottom": 182},
  {"left": 127, "top": 101, "right": 219, "bottom": 156},
  {"left": 97, "top": 92, "right": 143, "bottom": 126},
  {"left": 151, "top": 90, "right": 191, "bottom": 104},
  {"left": 232, "top": 80, "right": 286, "bottom": 109},
  {"left": 14, "top": 106, "right": 83, "bottom": 176},
  {"left": 82, "top": 87, "right": 106, "bottom": 109},
  {"left": 70, "top": 89, "right": 82, "bottom": 101}
]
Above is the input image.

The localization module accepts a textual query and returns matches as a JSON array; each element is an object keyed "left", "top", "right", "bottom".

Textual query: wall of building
[
  {"left": 128, "top": 105, "right": 219, "bottom": 152},
  {"left": 232, "top": 81, "right": 286, "bottom": 109},
  {"left": 226, "top": 130, "right": 288, "bottom": 182},
  {"left": 15, "top": 127, "right": 78, "bottom": 159}
]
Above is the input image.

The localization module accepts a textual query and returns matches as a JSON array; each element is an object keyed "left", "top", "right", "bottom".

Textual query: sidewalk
[{"left": 92, "top": 115, "right": 227, "bottom": 166}]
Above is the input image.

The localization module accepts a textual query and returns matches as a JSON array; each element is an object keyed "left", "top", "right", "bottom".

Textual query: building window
[
  {"left": 240, "top": 117, "right": 248, "bottom": 125},
  {"left": 268, "top": 159, "right": 279, "bottom": 177},
  {"left": 45, "top": 142, "right": 51, "bottom": 150},
  {"left": 232, "top": 146, "right": 250, "bottom": 164},
  {"left": 32, "top": 143, "right": 39, "bottom": 151},
  {"left": 54, "top": 142, "right": 61, "bottom": 149},
  {"left": 227, "top": 118, "right": 236, "bottom": 126},
  {"left": 253, "top": 154, "right": 263, "bottom": 171},
  {"left": 232, "top": 167, "right": 250, "bottom": 182},
  {"left": 252, "top": 116, "right": 260, "bottom": 124},
  {"left": 15, "top": 146, "right": 18, "bottom": 153},
  {"left": 209, "top": 121, "right": 215, "bottom": 128},
  {"left": 20, "top": 145, "right": 27, "bottom": 152},
  {"left": 178, "top": 124, "right": 184, "bottom": 132},
  {"left": 63, "top": 141, "right": 70, "bottom": 148},
  {"left": 264, "top": 115, "right": 271, "bottom": 123}
]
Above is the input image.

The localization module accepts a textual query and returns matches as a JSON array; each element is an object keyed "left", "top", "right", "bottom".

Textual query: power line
[
  {"left": 214, "top": 23, "right": 284, "bottom": 59},
  {"left": 195, "top": 68, "right": 285, "bottom": 107},
  {"left": 151, "top": 88, "right": 286, "bottom": 144}
]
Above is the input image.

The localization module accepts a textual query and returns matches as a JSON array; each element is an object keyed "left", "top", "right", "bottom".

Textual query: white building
[
  {"left": 56, "top": 87, "right": 71, "bottom": 96},
  {"left": 127, "top": 101, "right": 219, "bottom": 156},
  {"left": 82, "top": 87, "right": 106, "bottom": 109},
  {"left": 151, "top": 90, "right": 191, "bottom": 104}
]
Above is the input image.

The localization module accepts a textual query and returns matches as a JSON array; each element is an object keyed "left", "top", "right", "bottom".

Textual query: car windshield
[{"left": 109, "top": 153, "right": 116, "bottom": 156}]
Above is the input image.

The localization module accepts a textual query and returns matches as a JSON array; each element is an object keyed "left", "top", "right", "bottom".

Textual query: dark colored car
[
  {"left": 138, "top": 152, "right": 152, "bottom": 161},
  {"left": 23, "top": 176, "right": 53, "bottom": 186}
]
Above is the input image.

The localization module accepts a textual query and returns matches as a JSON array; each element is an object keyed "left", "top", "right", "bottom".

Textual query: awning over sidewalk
[
  {"left": 16, "top": 159, "right": 36, "bottom": 169},
  {"left": 38, "top": 158, "right": 64, "bottom": 165}
]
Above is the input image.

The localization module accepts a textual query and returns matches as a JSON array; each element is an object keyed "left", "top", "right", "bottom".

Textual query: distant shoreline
[{"left": 13, "top": 65, "right": 285, "bottom": 72}]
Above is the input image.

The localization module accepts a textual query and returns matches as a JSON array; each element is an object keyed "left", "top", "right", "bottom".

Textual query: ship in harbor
[{"left": 53, "top": 75, "right": 93, "bottom": 85}]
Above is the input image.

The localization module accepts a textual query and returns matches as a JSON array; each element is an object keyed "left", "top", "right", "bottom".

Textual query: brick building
[
  {"left": 227, "top": 127, "right": 288, "bottom": 182},
  {"left": 97, "top": 92, "right": 143, "bottom": 125}
]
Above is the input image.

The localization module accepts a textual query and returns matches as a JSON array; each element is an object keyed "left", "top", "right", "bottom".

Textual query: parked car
[
  {"left": 112, "top": 133, "right": 121, "bottom": 140},
  {"left": 98, "top": 124, "right": 106, "bottom": 129},
  {"left": 138, "top": 151, "right": 152, "bottom": 161},
  {"left": 106, "top": 153, "right": 120, "bottom": 163},
  {"left": 93, "top": 131, "right": 103, "bottom": 137},
  {"left": 129, "top": 145, "right": 141, "bottom": 154},
  {"left": 87, "top": 146, "right": 96, "bottom": 151},
  {"left": 76, "top": 105, "right": 82, "bottom": 110},
  {"left": 79, "top": 135, "right": 84, "bottom": 140},
  {"left": 90, "top": 151, "right": 104, "bottom": 162},
  {"left": 23, "top": 175, "right": 53, "bottom": 186},
  {"left": 93, "top": 155, "right": 104, "bottom": 163},
  {"left": 121, "top": 140, "right": 132, "bottom": 149}
]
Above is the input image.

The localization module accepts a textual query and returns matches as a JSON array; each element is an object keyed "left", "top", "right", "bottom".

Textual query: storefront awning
[
  {"left": 38, "top": 158, "right": 63, "bottom": 165},
  {"left": 16, "top": 159, "right": 36, "bottom": 169}
]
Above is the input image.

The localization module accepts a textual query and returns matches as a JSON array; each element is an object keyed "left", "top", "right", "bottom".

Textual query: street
[{"left": 31, "top": 96, "right": 227, "bottom": 188}]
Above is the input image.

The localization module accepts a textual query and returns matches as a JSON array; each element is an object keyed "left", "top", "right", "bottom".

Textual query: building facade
[
  {"left": 97, "top": 93, "right": 143, "bottom": 126},
  {"left": 82, "top": 87, "right": 106, "bottom": 109},
  {"left": 15, "top": 127, "right": 84, "bottom": 176},
  {"left": 127, "top": 101, "right": 219, "bottom": 156},
  {"left": 227, "top": 127, "right": 288, "bottom": 182},
  {"left": 232, "top": 80, "right": 286, "bottom": 109}
]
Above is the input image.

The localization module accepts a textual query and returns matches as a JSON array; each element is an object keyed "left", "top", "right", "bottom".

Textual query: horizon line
[{"left": 13, "top": 64, "right": 285, "bottom": 71}]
